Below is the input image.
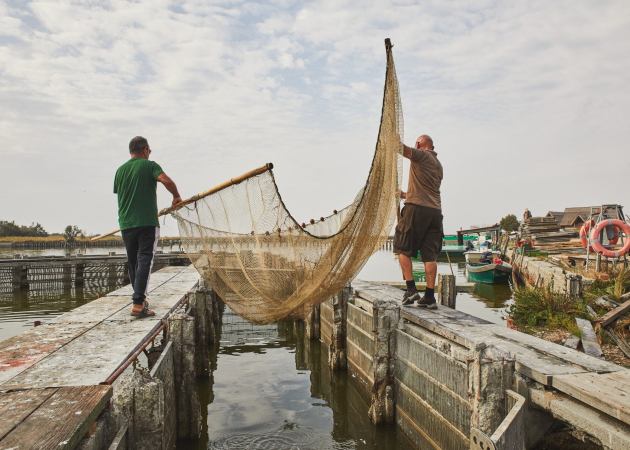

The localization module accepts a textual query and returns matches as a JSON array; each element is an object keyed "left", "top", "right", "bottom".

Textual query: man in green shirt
[{"left": 114, "top": 136, "right": 182, "bottom": 317}]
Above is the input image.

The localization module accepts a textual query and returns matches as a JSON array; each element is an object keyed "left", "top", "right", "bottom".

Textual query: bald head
[{"left": 415, "top": 134, "right": 434, "bottom": 150}]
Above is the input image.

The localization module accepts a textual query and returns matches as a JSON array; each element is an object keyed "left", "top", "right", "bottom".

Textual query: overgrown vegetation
[
  {"left": 509, "top": 267, "right": 630, "bottom": 335},
  {"left": 0, "top": 220, "right": 48, "bottom": 237},
  {"left": 508, "top": 287, "right": 589, "bottom": 334},
  {"left": 584, "top": 267, "right": 630, "bottom": 301}
]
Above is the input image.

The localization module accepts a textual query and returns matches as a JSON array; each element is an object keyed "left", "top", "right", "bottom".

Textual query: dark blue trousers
[{"left": 121, "top": 226, "right": 159, "bottom": 305}]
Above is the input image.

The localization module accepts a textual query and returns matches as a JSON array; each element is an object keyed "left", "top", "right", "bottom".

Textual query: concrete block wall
[
  {"left": 316, "top": 286, "right": 519, "bottom": 450},
  {"left": 320, "top": 300, "right": 333, "bottom": 347},
  {"left": 512, "top": 254, "right": 588, "bottom": 295},
  {"left": 346, "top": 301, "right": 375, "bottom": 385},
  {"left": 395, "top": 325, "right": 471, "bottom": 450}
]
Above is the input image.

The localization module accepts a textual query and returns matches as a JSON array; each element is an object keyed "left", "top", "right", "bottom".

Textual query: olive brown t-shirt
[
  {"left": 113, "top": 158, "right": 164, "bottom": 230},
  {"left": 405, "top": 148, "right": 443, "bottom": 210}
]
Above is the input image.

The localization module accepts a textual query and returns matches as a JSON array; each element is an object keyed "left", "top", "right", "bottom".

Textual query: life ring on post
[
  {"left": 590, "top": 219, "right": 630, "bottom": 258},
  {"left": 579, "top": 219, "right": 594, "bottom": 250},
  {"left": 606, "top": 225, "right": 619, "bottom": 245}
]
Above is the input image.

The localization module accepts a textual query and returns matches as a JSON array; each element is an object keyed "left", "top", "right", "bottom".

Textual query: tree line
[
  {"left": 0, "top": 220, "right": 84, "bottom": 242},
  {"left": 0, "top": 220, "right": 48, "bottom": 237}
]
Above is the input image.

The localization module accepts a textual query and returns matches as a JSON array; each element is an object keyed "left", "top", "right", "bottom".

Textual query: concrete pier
[{"left": 315, "top": 279, "right": 630, "bottom": 450}]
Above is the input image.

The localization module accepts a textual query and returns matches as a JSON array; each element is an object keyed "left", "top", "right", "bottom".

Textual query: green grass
[
  {"left": 509, "top": 266, "right": 630, "bottom": 336},
  {"left": 584, "top": 267, "right": 630, "bottom": 302},
  {"left": 508, "top": 287, "right": 589, "bottom": 334}
]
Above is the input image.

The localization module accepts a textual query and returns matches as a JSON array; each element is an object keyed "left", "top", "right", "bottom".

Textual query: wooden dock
[{"left": 0, "top": 265, "right": 199, "bottom": 449}]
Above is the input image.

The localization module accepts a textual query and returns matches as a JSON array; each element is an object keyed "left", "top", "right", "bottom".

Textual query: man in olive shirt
[
  {"left": 394, "top": 134, "right": 443, "bottom": 309},
  {"left": 114, "top": 136, "right": 182, "bottom": 317}
]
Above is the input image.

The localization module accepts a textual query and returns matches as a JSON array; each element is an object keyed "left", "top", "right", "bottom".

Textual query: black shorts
[{"left": 393, "top": 204, "right": 443, "bottom": 262}]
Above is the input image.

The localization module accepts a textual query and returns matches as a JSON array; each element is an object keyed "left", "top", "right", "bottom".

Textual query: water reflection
[
  {"left": 0, "top": 279, "right": 125, "bottom": 340},
  {"left": 472, "top": 283, "right": 513, "bottom": 307},
  {"left": 182, "top": 309, "right": 414, "bottom": 450}
]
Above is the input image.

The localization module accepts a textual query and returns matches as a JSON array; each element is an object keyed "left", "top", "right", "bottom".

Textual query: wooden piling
[
  {"left": 305, "top": 304, "right": 321, "bottom": 341},
  {"left": 368, "top": 299, "right": 398, "bottom": 425},
  {"left": 167, "top": 310, "right": 202, "bottom": 439},
  {"left": 328, "top": 287, "right": 349, "bottom": 371},
  {"left": 438, "top": 274, "right": 456, "bottom": 308},
  {"left": 189, "top": 291, "right": 210, "bottom": 378},
  {"left": 12, "top": 265, "right": 28, "bottom": 289},
  {"left": 75, "top": 263, "right": 84, "bottom": 287}
]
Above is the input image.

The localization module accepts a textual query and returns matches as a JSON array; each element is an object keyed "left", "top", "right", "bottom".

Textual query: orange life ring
[
  {"left": 606, "top": 225, "right": 620, "bottom": 245},
  {"left": 590, "top": 219, "right": 630, "bottom": 258},
  {"left": 579, "top": 220, "right": 594, "bottom": 249}
]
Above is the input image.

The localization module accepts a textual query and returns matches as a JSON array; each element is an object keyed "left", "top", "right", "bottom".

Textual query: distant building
[
  {"left": 557, "top": 206, "right": 622, "bottom": 230},
  {"left": 545, "top": 211, "right": 564, "bottom": 225}
]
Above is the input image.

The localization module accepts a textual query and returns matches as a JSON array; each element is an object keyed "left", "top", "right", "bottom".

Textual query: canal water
[{"left": 181, "top": 308, "right": 417, "bottom": 450}]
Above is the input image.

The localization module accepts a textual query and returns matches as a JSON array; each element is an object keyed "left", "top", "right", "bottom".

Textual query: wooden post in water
[
  {"left": 328, "top": 287, "right": 349, "bottom": 371},
  {"left": 167, "top": 311, "right": 202, "bottom": 440},
  {"left": 305, "top": 304, "right": 320, "bottom": 341},
  {"left": 123, "top": 262, "right": 130, "bottom": 283},
  {"left": 12, "top": 265, "right": 28, "bottom": 290},
  {"left": 108, "top": 263, "right": 117, "bottom": 284},
  {"left": 189, "top": 291, "right": 210, "bottom": 378},
  {"left": 75, "top": 263, "right": 84, "bottom": 287},
  {"left": 62, "top": 263, "right": 73, "bottom": 284},
  {"left": 438, "top": 274, "right": 456, "bottom": 308}
]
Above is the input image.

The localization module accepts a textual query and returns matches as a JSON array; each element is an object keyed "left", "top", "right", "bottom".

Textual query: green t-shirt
[{"left": 113, "top": 158, "right": 164, "bottom": 230}]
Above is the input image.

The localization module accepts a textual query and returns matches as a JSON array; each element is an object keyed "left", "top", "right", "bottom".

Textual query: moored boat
[
  {"left": 463, "top": 250, "right": 501, "bottom": 264},
  {"left": 466, "top": 261, "right": 512, "bottom": 284},
  {"left": 465, "top": 250, "right": 512, "bottom": 284}
]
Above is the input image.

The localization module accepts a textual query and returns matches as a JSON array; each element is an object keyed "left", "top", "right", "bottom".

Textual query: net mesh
[{"left": 173, "top": 41, "right": 403, "bottom": 323}]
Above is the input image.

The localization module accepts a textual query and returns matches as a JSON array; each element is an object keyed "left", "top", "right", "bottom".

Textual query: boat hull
[{"left": 466, "top": 262, "right": 512, "bottom": 284}]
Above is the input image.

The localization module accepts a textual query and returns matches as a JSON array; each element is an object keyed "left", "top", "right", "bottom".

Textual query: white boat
[{"left": 463, "top": 250, "right": 501, "bottom": 264}]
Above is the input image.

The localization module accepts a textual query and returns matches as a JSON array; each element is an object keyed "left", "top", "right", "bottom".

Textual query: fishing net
[{"left": 172, "top": 40, "right": 403, "bottom": 323}]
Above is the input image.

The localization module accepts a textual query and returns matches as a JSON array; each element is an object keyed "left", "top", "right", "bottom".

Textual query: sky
[{"left": 1, "top": 0, "right": 629, "bottom": 236}]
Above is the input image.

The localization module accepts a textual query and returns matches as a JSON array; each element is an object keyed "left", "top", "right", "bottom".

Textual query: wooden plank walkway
[
  {"left": 0, "top": 266, "right": 198, "bottom": 387},
  {"left": 552, "top": 371, "right": 630, "bottom": 426},
  {"left": 0, "top": 265, "right": 199, "bottom": 449},
  {"left": 0, "top": 386, "right": 111, "bottom": 450},
  {"left": 353, "top": 280, "right": 630, "bottom": 429}
]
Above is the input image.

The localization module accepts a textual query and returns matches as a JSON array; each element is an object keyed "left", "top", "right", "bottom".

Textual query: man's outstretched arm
[
  {"left": 157, "top": 173, "right": 182, "bottom": 207},
  {"left": 402, "top": 144, "right": 427, "bottom": 162}
]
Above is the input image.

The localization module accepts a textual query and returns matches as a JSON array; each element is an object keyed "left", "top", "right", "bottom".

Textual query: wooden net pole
[{"left": 91, "top": 162, "right": 273, "bottom": 241}]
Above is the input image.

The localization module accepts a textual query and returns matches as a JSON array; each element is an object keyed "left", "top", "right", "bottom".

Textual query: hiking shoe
[
  {"left": 417, "top": 296, "right": 437, "bottom": 310},
  {"left": 402, "top": 290, "right": 420, "bottom": 305}
]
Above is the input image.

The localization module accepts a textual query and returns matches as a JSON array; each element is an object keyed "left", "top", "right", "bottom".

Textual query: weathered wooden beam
[
  {"left": 0, "top": 386, "right": 111, "bottom": 450},
  {"left": 575, "top": 318, "right": 603, "bottom": 358},
  {"left": 552, "top": 371, "right": 630, "bottom": 426},
  {"left": 598, "top": 300, "right": 630, "bottom": 328},
  {"left": 529, "top": 388, "right": 630, "bottom": 449},
  {"left": 603, "top": 328, "right": 630, "bottom": 359}
]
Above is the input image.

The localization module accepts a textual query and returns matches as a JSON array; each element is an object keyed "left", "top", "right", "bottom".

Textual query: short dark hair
[{"left": 129, "top": 136, "right": 148, "bottom": 154}]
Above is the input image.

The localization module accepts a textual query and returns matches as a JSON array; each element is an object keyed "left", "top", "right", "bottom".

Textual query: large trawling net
[{"left": 173, "top": 40, "right": 403, "bottom": 323}]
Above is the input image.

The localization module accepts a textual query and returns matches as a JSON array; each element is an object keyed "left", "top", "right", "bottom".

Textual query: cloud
[{"left": 0, "top": 0, "right": 629, "bottom": 236}]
